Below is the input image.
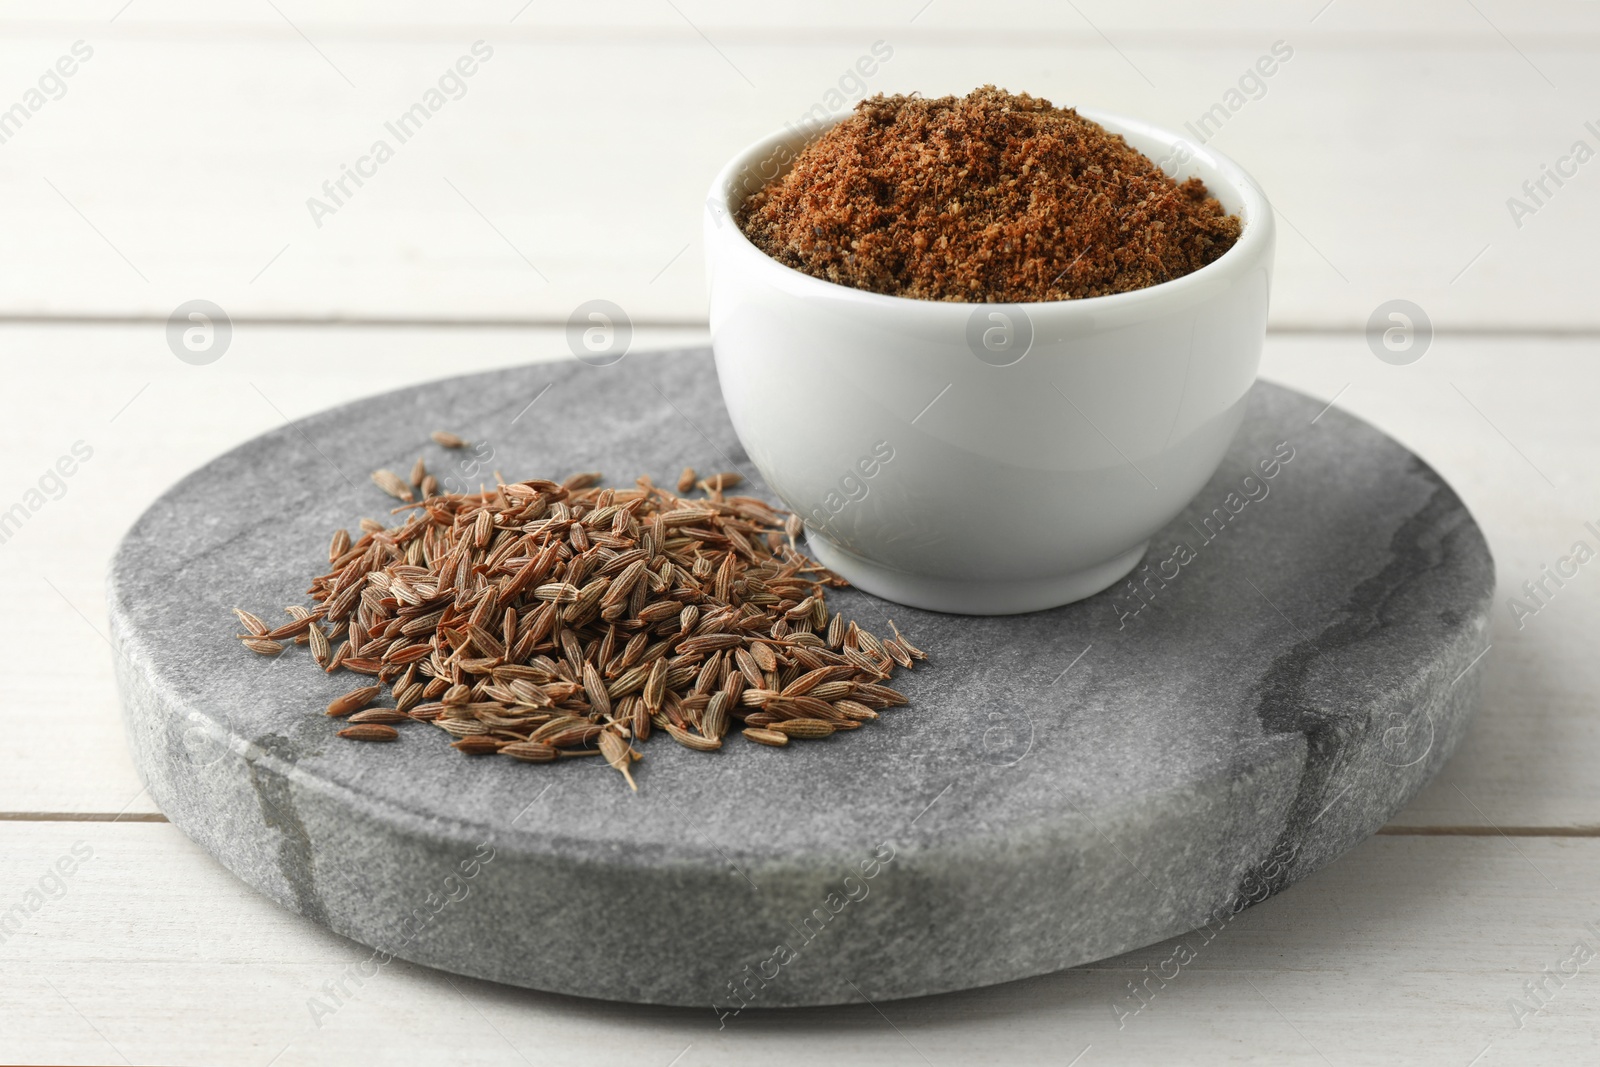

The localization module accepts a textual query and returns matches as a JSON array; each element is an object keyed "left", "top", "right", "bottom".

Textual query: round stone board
[{"left": 109, "top": 348, "right": 1494, "bottom": 1009}]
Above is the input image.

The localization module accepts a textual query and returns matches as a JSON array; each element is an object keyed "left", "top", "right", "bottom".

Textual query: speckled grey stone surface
[{"left": 109, "top": 348, "right": 1493, "bottom": 1009}]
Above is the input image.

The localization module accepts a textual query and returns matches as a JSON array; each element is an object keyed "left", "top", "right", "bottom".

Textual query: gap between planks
[{"left": 3, "top": 315, "right": 1600, "bottom": 340}]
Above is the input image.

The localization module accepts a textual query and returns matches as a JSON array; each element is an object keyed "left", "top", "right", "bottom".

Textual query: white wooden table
[{"left": 2, "top": 3, "right": 1596, "bottom": 1063}]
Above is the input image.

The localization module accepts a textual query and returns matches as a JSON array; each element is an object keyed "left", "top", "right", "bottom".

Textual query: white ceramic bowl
[{"left": 704, "top": 109, "right": 1274, "bottom": 615}]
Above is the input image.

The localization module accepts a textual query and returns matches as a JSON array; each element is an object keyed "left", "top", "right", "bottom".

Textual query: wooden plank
[
  {"left": 0, "top": 822, "right": 1594, "bottom": 1064},
  {"left": 7, "top": 1, "right": 1600, "bottom": 36},
  {"left": 0, "top": 13, "right": 1593, "bottom": 328}
]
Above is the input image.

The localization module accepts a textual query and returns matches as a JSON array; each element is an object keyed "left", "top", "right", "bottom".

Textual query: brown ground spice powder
[{"left": 737, "top": 86, "right": 1243, "bottom": 303}]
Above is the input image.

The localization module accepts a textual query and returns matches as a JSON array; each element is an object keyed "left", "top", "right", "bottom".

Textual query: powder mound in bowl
[{"left": 736, "top": 86, "right": 1244, "bottom": 303}]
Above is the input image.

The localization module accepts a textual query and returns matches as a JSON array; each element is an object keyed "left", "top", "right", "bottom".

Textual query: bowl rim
[{"left": 706, "top": 106, "right": 1274, "bottom": 314}]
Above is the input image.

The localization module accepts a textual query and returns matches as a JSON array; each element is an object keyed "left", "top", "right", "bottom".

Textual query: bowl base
[{"left": 806, "top": 537, "right": 1150, "bottom": 616}]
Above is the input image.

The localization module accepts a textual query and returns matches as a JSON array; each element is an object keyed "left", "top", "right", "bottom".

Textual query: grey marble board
[{"left": 109, "top": 348, "right": 1494, "bottom": 1009}]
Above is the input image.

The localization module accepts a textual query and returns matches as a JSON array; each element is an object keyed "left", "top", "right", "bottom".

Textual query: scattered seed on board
[
  {"left": 370, "top": 469, "right": 414, "bottom": 502},
  {"left": 743, "top": 727, "right": 789, "bottom": 747},
  {"left": 599, "top": 730, "right": 638, "bottom": 791},
  {"left": 327, "top": 685, "right": 381, "bottom": 717},
  {"left": 337, "top": 723, "right": 399, "bottom": 741},
  {"left": 501, "top": 741, "right": 558, "bottom": 763},
  {"left": 888, "top": 619, "right": 929, "bottom": 661},
  {"left": 262, "top": 617, "right": 315, "bottom": 642},
  {"left": 883, "top": 638, "right": 914, "bottom": 669},
  {"left": 665, "top": 723, "right": 721, "bottom": 752},
  {"left": 431, "top": 430, "right": 469, "bottom": 448},
  {"left": 772, "top": 718, "right": 835, "bottom": 739},
  {"left": 349, "top": 707, "right": 409, "bottom": 725},
  {"left": 234, "top": 466, "right": 929, "bottom": 790},
  {"left": 836, "top": 700, "right": 879, "bottom": 721},
  {"left": 233, "top": 608, "right": 268, "bottom": 637},
  {"left": 701, "top": 691, "right": 730, "bottom": 741},
  {"left": 308, "top": 623, "right": 331, "bottom": 668}
]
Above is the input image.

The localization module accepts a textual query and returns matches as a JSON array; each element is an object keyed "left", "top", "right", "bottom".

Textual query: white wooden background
[{"left": 2, "top": 2, "right": 1598, "bottom": 1064}]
